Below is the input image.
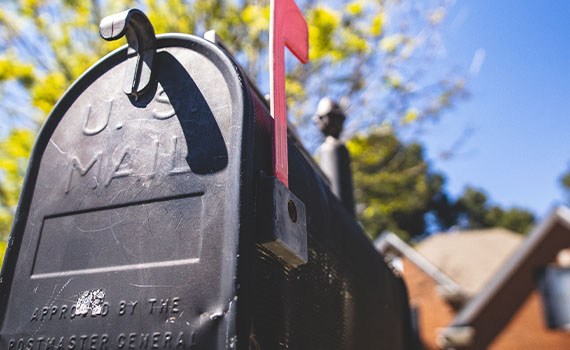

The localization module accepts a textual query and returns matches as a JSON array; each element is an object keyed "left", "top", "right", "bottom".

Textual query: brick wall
[
  {"left": 490, "top": 291, "right": 570, "bottom": 350},
  {"left": 401, "top": 258, "right": 570, "bottom": 349},
  {"left": 401, "top": 258, "right": 455, "bottom": 350}
]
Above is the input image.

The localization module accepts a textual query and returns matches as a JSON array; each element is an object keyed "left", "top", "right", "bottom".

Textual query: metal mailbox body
[{"left": 0, "top": 33, "right": 414, "bottom": 350}]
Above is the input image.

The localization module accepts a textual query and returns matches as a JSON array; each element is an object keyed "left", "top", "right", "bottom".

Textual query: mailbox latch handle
[{"left": 99, "top": 9, "right": 157, "bottom": 99}]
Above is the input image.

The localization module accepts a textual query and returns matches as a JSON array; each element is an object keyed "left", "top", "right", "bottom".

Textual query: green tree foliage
[
  {"left": 455, "top": 186, "right": 488, "bottom": 229},
  {"left": 0, "top": 129, "right": 34, "bottom": 241},
  {"left": 347, "top": 133, "right": 535, "bottom": 240},
  {"left": 455, "top": 186, "right": 535, "bottom": 234},
  {"left": 347, "top": 129, "right": 450, "bottom": 240}
]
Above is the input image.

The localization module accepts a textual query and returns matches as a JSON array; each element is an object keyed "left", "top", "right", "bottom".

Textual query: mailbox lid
[{"left": 0, "top": 34, "right": 253, "bottom": 349}]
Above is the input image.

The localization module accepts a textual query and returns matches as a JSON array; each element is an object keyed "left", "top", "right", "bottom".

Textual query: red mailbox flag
[{"left": 270, "top": 0, "right": 309, "bottom": 188}]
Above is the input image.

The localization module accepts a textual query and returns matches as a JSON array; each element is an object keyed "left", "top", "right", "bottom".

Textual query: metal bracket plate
[{"left": 257, "top": 174, "right": 308, "bottom": 267}]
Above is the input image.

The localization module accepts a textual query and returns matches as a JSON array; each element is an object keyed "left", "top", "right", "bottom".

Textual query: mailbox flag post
[{"left": 269, "top": 0, "right": 309, "bottom": 188}]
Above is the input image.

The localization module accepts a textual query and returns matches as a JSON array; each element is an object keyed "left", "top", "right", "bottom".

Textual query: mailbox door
[{"left": 0, "top": 34, "right": 253, "bottom": 350}]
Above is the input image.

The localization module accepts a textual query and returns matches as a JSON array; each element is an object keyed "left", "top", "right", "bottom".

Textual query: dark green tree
[
  {"left": 456, "top": 186, "right": 535, "bottom": 234},
  {"left": 488, "top": 207, "right": 535, "bottom": 235},
  {"left": 347, "top": 130, "right": 451, "bottom": 241},
  {"left": 455, "top": 186, "right": 489, "bottom": 229},
  {"left": 348, "top": 136, "right": 536, "bottom": 240},
  {"left": 429, "top": 178, "right": 459, "bottom": 230}
]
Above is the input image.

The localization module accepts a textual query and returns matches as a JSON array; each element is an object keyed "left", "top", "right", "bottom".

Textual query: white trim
[{"left": 375, "top": 232, "right": 463, "bottom": 295}]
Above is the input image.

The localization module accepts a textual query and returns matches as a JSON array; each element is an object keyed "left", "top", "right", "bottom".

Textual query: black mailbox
[{"left": 0, "top": 10, "right": 415, "bottom": 350}]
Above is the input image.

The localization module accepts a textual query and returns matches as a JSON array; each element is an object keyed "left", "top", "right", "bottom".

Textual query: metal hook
[{"left": 99, "top": 9, "right": 157, "bottom": 99}]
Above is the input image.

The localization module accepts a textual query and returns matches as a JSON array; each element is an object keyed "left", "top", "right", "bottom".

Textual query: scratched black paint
[
  {"left": 0, "top": 35, "right": 247, "bottom": 349},
  {"left": 0, "top": 27, "right": 416, "bottom": 350}
]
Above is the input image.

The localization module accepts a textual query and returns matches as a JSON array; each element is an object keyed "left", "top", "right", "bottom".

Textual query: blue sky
[{"left": 418, "top": 1, "right": 570, "bottom": 218}]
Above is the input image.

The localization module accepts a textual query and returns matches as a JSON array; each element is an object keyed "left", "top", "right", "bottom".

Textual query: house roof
[
  {"left": 415, "top": 228, "right": 524, "bottom": 296},
  {"left": 375, "top": 232, "right": 463, "bottom": 297},
  {"left": 439, "top": 206, "right": 570, "bottom": 350},
  {"left": 376, "top": 208, "right": 570, "bottom": 350}
]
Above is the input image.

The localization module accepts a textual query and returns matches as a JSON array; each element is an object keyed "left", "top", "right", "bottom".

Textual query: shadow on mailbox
[{"left": 157, "top": 52, "right": 228, "bottom": 174}]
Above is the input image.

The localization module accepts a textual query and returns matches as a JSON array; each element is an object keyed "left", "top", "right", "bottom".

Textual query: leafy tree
[
  {"left": 429, "top": 183, "right": 458, "bottom": 230},
  {"left": 347, "top": 129, "right": 451, "bottom": 241},
  {"left": 455, "top": 186, "right": 489, "bottom": 229},
  {"left": 487, "top": 206, "right": 534, "bottom": 235},
  {"left": 0, "top": 0, "right": 467, "bottom": 246},
  {"left": 0, "top": 129, "right": 34, "bottom": 241},
  {"left": 455, "top": 186, "right": 535, "bottom": 234},
  {"left": 348, "top": 134, "right": 535, "bottom": 240}
]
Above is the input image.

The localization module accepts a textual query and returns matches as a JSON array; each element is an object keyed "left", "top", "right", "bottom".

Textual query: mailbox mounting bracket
[{"left": 257, "top": 173, "right": 308, "bottom": 267}]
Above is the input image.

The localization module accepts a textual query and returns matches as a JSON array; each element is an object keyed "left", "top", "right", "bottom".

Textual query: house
[{"left": 376, "top": 207, "right": 570, "bottom": 350}]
